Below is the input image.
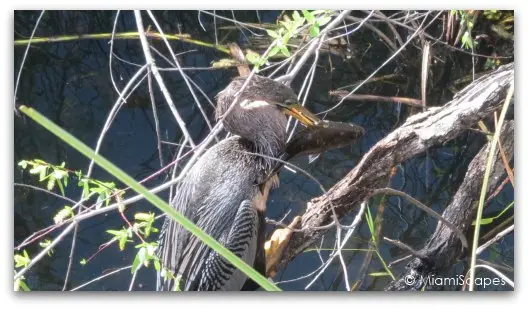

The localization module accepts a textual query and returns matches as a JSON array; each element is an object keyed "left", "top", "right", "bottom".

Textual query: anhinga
[{"left": 157, "top": 75, "right": 363, "bottom": 291}]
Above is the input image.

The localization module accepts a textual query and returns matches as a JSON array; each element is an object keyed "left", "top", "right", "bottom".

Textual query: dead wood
[
  {"left": 386, "top": 120, "right": 513, "bottom": 291},
  {"left": 276, "top": 63, "right": 514, "bottom": 276}
]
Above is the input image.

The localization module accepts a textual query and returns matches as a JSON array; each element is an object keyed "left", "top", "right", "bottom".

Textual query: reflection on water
[{"left": 14, "top": 10, "right": 513, "bottom": 291}]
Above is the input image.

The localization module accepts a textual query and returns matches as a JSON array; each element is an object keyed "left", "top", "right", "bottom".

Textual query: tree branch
[{"left": 276, "top": 63, "right": 514, "bottom": 273}]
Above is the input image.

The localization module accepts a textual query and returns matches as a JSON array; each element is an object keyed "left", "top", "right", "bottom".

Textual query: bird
[{"left": 156, "top": 75, "right": 321, "bottom": 291}]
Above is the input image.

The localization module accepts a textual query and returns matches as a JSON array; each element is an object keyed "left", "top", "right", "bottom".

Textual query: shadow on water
[{"left": 14, "top": 10, "right": 513, "bottom": 291}]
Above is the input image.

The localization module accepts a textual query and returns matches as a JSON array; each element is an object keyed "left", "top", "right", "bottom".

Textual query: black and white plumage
[
  {"left": 156, "top": 75, "right": 318, "bottom": 291},
  {"left": 157, "top": 137, "right": 278, "bottom": 291}
]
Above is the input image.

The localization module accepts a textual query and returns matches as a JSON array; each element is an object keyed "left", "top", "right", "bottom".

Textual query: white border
[{"left": 4, "top": 2, "right": 524, "bottom": 308}]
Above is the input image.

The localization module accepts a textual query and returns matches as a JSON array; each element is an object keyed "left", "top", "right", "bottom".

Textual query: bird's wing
[
  {"left": 182, "top": 200, "right": 259, "bottom": 291},
  {"left": 156, "top": 179, "right": 196, "bottom": 291}
]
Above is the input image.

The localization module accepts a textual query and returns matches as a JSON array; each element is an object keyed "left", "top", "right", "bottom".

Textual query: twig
[
  {"left": 375, "top": 10, "right": 404, "bottom": 47},
  {"left": 476, "top": 224, "right": 514, "bottom": 256},
  {"left": 200, "top": 10, "right": 268, "bottom": 32},
  {"left": 322, "top": 11, "right": 439, "bottom": 114},
  {"left": 336, "top": 228, "right": 350, "bottom": 291},
  {"left": 371, "top": 188, "right": 468, "bottom": 249},
  {"left": 147, "top": 69, "right": 164, "bottom": 167},
  {"left": 62, "top": 224, "right": 77, "bottom": 291},
  {"left": 129, "top": 266, "right": 140, "bottom": 291},
  {"left": 109, "top": 11, "right": 122, "bottom": 103},
  {"left": 70, "top": 266, "right": 132, "bottom": 291},
  {"left": 421, "top": 41, "right": 431, "bottom": 108},
  {"left": 469, "top": 82, "right": 514, "bottom": 291},
  {"left": 329, "top": 93, "right": 424, "bottom": 108},
  {"left": 146, "top": 10, "right": 209, "bottom": 142},
  {"left": 14, "top": 222, "right": 77, "bottom": 281},
  {"left": 371, "top": 11, "right": 512, "bottom": 59},
  {"left": 134, "top": 10, "right": 196, "bottom": 148},
  {"left": 494, "top": 112, "right": 514, "bottom": 187},
  {"left": 387, "top": 254, "right": 412, "bottom": 268},
  {"left": 85, "top": 63, "right": 149, "bottom": 177},
  {"left": 148, "top": 43, "right": 216, "bottom": 131},
  {"left": 14, "top": 183, "right": 87, "bottom": 209},
  {"left": 276, "top": 10, "right": 351, "bottom": 84},
  {"left": 323, "top": 11, "right": 375, "bottom": 43},
  {"left": 305, "top": 202, "right": 367, "bottom": 290},
  {"left": 473, "top": 264, "right": 514, "bottom": 288},
  {"left": 383, "top": 237, "right": 428, "bottom": 260},
  {"left": 14, "top": 10, "right": 45, "bottom": 116},
  {"left": 346, "top": 15, "right": 398, "bottom": 52}
]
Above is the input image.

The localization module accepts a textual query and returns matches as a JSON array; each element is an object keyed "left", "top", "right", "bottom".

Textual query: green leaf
[
  {"left": 47, "top": 175, "right": 56, "bottom": 191},
  {"left": 146, "top": 243, "right": 157, "bottom": 257},
  {"left": 29, "top": 164, "right": 43, "bottom": 174},
  {"left": 173, "top": 275, "right": 183, "bottom": 291},
  {"left": 54, "top": 206, "right": 74, "bottom": 224},
  {"left": 154, "top": 259, "right": 161, "bottom": 271},
  {"left": 39, "top": 239, "right": 54, "bottom": 256},
  {"left": 266, "top": 29, "right": 279, "bottom": 39},
  {"left": 478, "top": 217, "right": 494, "bottom": 225},
  {"left": 135, "top": 212, "right": 153, "bottom": 222},
  {"left": 161, "top": 267, "right": 176, "bottom": 280},
  {"left": 14, "top": 250, "right": 31, "bottom": 268},
  {"left": 19, "top": 105, "right": 282, "bottom": 291},
  {"left": 268, "top": 46, "right": 280, "bottom": 58},
  {"left": 106, "top": 229, "right": 124, "bottom": 237},
  {"left": 138, "top": 247, "right": 147, "bottom": 265},
  {"left": 310, "top": 25, "right": 320, "bottom": 37},
  {"left": 56, "top": 178, "right": 65, "bottom": 196},
  {"left": 292, "top": 11, "right": 301, "bottom": 21},
  {"left": 211, "top": 58, "right": 238, "bottom": 68},
  {"left": 302, "top": 10, "right": 315, "bottom": 23},
  {"left": 118, "top": 201, "right": 126, "bottom": 213},
  {"left": 317, "top": 16, "right": 332, "bottom": 27},
  {"left": 369, "top": 272, "right": 391, "bottom": 277},
  {"left": 473, "top": 201, "right": 513, "bottom": 226},
  {"left": 15, "top": 277, "right": 31, "bottom": 291},
  {"left": 131, "top": 252, "right": 142, "bottom": 274},
  {"left": 245, "top": 50, "right": 261, "bottom": 65},
  {"left": 80, "top": 258, "right": 87, "bottom": 265},
  {"left": 18, "top": 160, "right": 28, "bottom": 169},
  {"left": 53, "top": 169, "right": 65, "bottom": 179},
  {"left": 95, "top": 193, "right": 105, "bottom": 209},
  {"left": 82, "top": 181, "right": 90, "bottom": 200},
  {"left": 119, "top": 235, "right": 127, "bottom": 251},
  {"left": 282, "top": 33, "right": 292, "bottom": 46},
  {"left": 279, "top": 45, "right": 291, "bottom": 57},
  {"left": 39, "top": 239, "right": 51, "bottom": 248},
  {"left": 105, "top": 191, "right": 111, "bottom": 207},
  {"left": 312, "top": 10, "right": 328, "bottom": 15},
  {"left": 39, "top": 165, "right": 47, "bottom": 181}
]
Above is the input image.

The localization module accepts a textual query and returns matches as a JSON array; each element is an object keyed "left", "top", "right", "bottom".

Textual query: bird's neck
[{"left": 252, "top": 131, "right": 286, "bottom": 170}]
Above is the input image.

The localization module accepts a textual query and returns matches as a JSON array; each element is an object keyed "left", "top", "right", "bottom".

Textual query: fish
[
  {"left": 258, "top": 120, "right": 364, "bottom": 185},
  {"left": 285, "top": 120, "right": 364, "bottom": 159}
]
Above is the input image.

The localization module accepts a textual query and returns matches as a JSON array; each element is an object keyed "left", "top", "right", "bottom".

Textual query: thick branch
[
  {"left": 386, "top": 120, "right": 514, "bottom": 291},
  {"left": 277, "top": 63, "right": 514, "bottom": 271}
]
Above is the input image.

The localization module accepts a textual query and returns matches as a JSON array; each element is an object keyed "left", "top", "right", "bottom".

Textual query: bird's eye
[{"left": 284, "top": 98, "right": 298, "bottom": 105}]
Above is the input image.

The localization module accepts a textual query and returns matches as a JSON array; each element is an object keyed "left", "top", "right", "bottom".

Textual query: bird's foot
[{"left": 264, "top": 216, "right": 302, "bottom": 278}]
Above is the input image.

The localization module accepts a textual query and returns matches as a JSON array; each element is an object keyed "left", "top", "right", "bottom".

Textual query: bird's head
[{"left": 216, "top": 75, "right": 320, "bottom": 157}]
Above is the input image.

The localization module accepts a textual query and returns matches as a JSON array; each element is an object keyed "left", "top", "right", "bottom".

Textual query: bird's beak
[{"left": 277, "top": 103, "right": 321, "bottom": 127}]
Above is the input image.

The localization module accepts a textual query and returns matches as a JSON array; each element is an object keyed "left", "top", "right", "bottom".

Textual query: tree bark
[
  {"left": 277, "top": 63, "right": 514, "bottom": 273},
  {"left": 386, "top": 120, "right": 513, "bottom": 290}
]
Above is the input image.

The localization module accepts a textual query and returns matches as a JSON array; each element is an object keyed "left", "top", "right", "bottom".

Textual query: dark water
[{"left": 14, "top": 10, "right": 513, "bottom": 291}]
